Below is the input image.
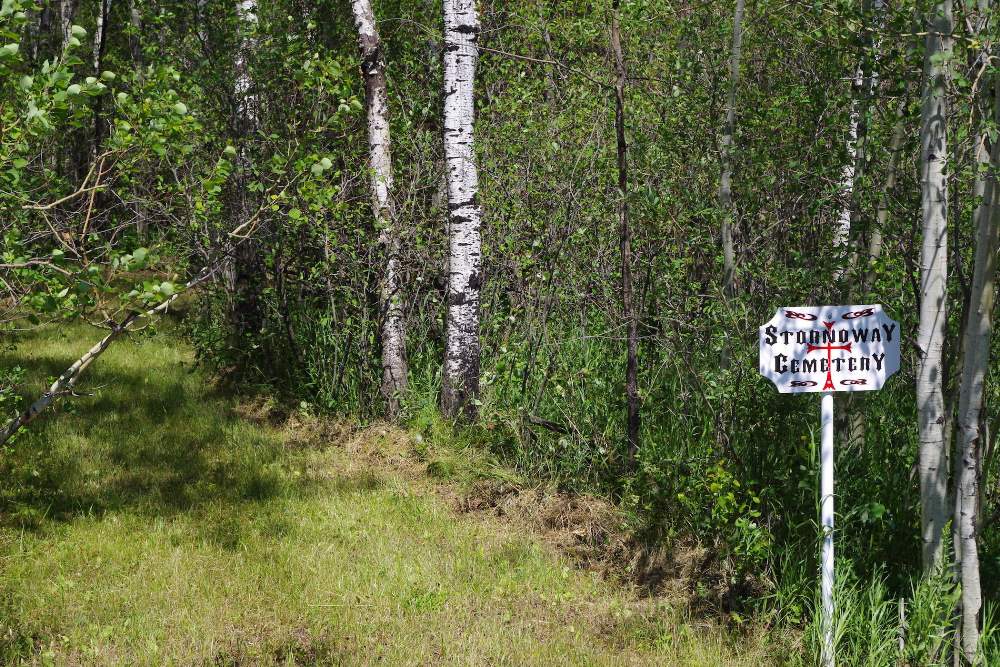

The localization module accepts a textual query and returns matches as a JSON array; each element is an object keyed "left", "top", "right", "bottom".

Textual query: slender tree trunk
[
  {"left": 834, "top": 0, "right": 884, "bottom": 282},
  {"left": 917, "top": 0, "right": 953, "bottom": 572},
  {"left": 863, "top": 89, "right": 911, "bottom": 297},
  {"left": 719, "top": 0, "right": 744, "bottom": 305},
  {"left": 954, "top": 7, "right": 995, "bottom": 659},
  {"left": 230, "top": 0, "right": 265, "bottom": 346},
  {"left": 352, "top": 0, "right": 408, "bottom": 418},
  {"left": 611, "top": 0, "right": 639, "bottom": 466},
  {"left": 60, "top": 0, "right": 77, "bottom": 51},
  {"left": 128, "top": 0, "right": 148, "bottom": 241},
  {"left": 128, "top": 0, "right": 143, "bottom": 77},
  {"left": 441, "top": 0, "right": 483, "bottom": 421},
  {"left": 92, "top": 0, "right": 109, "bottom": 71},
  {"left": 92, "top": 0, "right": 111, "bottom": 158}
]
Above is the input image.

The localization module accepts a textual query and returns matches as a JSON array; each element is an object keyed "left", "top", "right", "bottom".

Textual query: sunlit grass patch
[{"left": 0, "top": 323, "right": 784, "bottom": 665}]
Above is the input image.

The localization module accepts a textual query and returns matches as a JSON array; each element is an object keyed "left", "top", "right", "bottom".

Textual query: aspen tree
[
  {"left": 834, "top": 0, "right": 884, "bottom": 282},
  {"left": 92, "top": 0, "right": 111, "bottom": 156},
  {"left": 352, "top": 0, "right": 408, "bottom": 417},
  {"left": 954, "top": 4, "right": 996, "bottom": 658},
  {"left": 59, "top": 0, "right": 76, "bottom": 50},
  {"left": 916, "top": 0, "right": 952, "bottom": 571},
  {"left": 441, "top": 0, "right": 483, "bottom": 420}
]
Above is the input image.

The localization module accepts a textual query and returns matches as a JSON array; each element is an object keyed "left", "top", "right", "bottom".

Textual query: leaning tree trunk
[
  {"left": 611, "top": 0, "right": 640, "bottom": 467},
  {"left": 352, "top": 0, "right": 408, "bottom": 418},
  {"left": 954, "top": 7, "right": 996, "bottom": 659},
  {"left": 917, "top": 0, "right": 953, "bottom": 573},
  {"left": 440, "top": 0, "right": 483, "bottom": 421},
  {"left": 718, "top": 0, "right": 744, "bottom": 311}
]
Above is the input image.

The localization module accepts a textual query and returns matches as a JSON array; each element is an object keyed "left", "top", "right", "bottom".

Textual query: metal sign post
[
  {"left": 820, "top": 391, "right": 834, "bottom": 667},
  {"left": 758, "top": 305, "right": 901, "bottom": 667}
]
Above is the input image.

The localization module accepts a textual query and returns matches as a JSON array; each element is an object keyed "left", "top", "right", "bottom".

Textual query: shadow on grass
[{"left": 0, "top": 328, "right": 354, "bottom": 531}]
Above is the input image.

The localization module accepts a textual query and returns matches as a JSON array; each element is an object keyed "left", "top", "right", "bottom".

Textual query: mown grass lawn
[{"left": 0, "top": 323, "right": 784, "bottom": 665}]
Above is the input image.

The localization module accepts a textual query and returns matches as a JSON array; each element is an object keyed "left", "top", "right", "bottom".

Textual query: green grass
[{"left": 0, "top": 322, "right": 785, "bottom": 665}]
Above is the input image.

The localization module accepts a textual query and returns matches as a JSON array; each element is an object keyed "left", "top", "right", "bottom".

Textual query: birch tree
[
  {"left": 953, "top": 4, "right": 996, "bottom": 658},
  {"left": 59, "top": 0, "right": 76, "bottom": 50},
  {"left": 441, "top": 0, "right": 483, "bottom": 420},
  {"left": 92, "top": 0, "right": 112, "bottom": 156},
  {"left": 92, "top": 0, "right": 110, "bottom": 72},
  {"left": 916, "top": 0, "right": 953, "bottom": 572},
  {"left": 352, "top": 0, "right": 408, "bottom": 417},
  {"left": 611, "top": 0, "right": 640, "bottom": 464},
  {"left": 833, "top": 0, "right": 884, "bottom": 282}
]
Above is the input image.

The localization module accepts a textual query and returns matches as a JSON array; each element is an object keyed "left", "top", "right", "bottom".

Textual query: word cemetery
[{"left": 758, "top": 305, "right": 901, "bottom": 394}]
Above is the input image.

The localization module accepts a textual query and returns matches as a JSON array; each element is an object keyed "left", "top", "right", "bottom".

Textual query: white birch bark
[
  {"left": 833, "top": 0, "right": 884, "bottom": 282},
  {"left": 92, "top": 0, "right": 110, "bottom": 71},
  {"left": 954, "top": 5, "right": 994, "bottom": 659},
  {"left": 352, "top": 0, "right": 408, "bottom": 417},
  {"left": 441, "top": 0, "right": 483, "bottom": 420},
  {"left": 0, "top": 269, "right": 215, "bottom": 447},
  {"left": 917, "top": 0, "right": 952, "bottom": 572},
  {"left": 234, "top": 0, "right": 258, "bottom": 132},
  {"left": 59, "top": 0, "right": 76, "bottom": 51}
]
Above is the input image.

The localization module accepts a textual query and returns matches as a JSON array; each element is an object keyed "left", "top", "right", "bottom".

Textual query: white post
[{"left": 820, "top": 391, "right": 835, "bottom": 667}]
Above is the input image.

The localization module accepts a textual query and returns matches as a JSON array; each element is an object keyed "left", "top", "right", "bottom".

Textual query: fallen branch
[
  {"left": 526, "top": 414, "right": 570, "bottom": 435},
  {"left": 0, "top": 267, "right": 215, "bottom": 447}
]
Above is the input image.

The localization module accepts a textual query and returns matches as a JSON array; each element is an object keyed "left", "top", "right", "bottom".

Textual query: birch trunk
[
  {"left": 834, "top": 0, "right": 884, "bottom": 282},
  {"left": 92, "top": 0, "right": 110, "bottom": 71},
  {"left": 719, "top": 0, "right": 744, "bottom": 302},
  {"left": 917, "top": 0, "right": 952, "bottom": 572},
  {"left": 611, "top": 0, "right": 640, "bottom": 465},
  {"left": 440, "top": 0, "right": 483, "bottom": 420},
  {"left": 0, "top": 269, "right": 215, "bottom": 447},
  {"left": 59, "top": 0, "right": 76, "bottom": 51},
  {"left": 954, "top": 6, "right": 995, "bottom": 658},
  {"left": 352, "top": 0, "right": 408, "bottom": 417},
  {"left": 92, "top": 0, "right": 111, "bottom": 157}
]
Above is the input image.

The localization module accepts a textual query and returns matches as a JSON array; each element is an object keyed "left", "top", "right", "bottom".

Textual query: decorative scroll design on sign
[
  {"left": 785, "top": 310, "right": 818, "bottom": 321},
  {"left": 842, "top": 308, "right": 875, "bottom": 320}
]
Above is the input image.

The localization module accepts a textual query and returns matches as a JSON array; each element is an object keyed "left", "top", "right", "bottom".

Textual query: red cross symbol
[{"left": 806, "top": 321, "right": 852, "bottom": 390}]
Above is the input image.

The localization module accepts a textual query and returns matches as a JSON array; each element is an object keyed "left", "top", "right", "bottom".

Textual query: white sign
[{"left": 758, "top": 304, "right": 900, "bottom": 394}]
